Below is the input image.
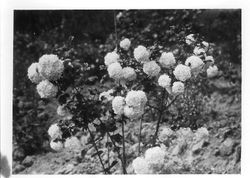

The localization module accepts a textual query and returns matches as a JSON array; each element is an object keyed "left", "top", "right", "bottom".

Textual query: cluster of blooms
[
  {"left": 132, "top": 146, "right": 166, "bottom": 174},
  {"left": 27, "top": 54, "right": 64, "bottom": 98},
  {"left": 111, "top": 90, "right": 148, "bottom": 119},
  {"left": 99, "top": 89, "right": 115, "bottom": 101},
  {"left": 47, "top": 124, "right": 82, "bottom": 152}
]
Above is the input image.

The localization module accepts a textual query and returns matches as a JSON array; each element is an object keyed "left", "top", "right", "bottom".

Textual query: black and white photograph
[{"left": 1, "top": 0, "right": 247, "bottom": 176}]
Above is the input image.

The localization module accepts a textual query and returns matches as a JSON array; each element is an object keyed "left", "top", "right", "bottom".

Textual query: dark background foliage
[{"left": 13, "top": 9, "right": 241, "bottom": 159}]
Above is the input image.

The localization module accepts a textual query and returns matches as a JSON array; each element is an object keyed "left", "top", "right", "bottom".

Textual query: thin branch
[
  {"left": 87, "top": 126, "right": 109, "bottom": 174},
  {"left": 138, "top": 116, "right": 143, "bottom": 156},
  {"left": 121, "top": 116, "right": 127, "bottom": 174}
]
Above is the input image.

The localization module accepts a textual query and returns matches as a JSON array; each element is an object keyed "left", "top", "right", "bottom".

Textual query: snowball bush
[
  {"left": 132, "top": 157, "right": 151, "bottom": 174},
  {"left": 125, "top": 90, "right": 147, "bottom": 108},
  {"left": 134, "top": 45, "right": 150, "bottom": 63},
  {"left": 143, "top": 61, "right": 161, "bottom": 77},
  {"left": 64, "top": 136, "right": 82, "bottom": 152},
  {"left": 38, "top": 54, "right": 64, "bottom": 81},
  {"left": 112, "top": 96, "right": 125, "bottom": 115},
  {"left": 27, "top": 63, "right": 43, "bottom": 84},
  {"left": 144, "top": 146, "right": 165, "bottom": 166},
  {"left": 107, "top": 62, "right": 123, "bottom": 80},
  {"left": 158, "top": 74, "right": 171, "bottom": 88},
  {"left": 173, "top": 64, "right": 191, "bottom": 82},
  {"left": 172, "top": 81, "right": 185, "bottom": 94},
  {"left": 122, "top": 67, "right": 137, "bottom": 81},
  {"left": 48, "top": 124, "right": 62, "bottom": 140},
  {"left": 159, "top": 52, "right": 176, "bottom": 68},
  {"left": 104, "top": 51, "right": 119, "bottom": 66},
  {"left": 185, "top": 56, "right": 204, "bottom": 75},
  {"left": 120, "top": 38, "right": 131, "bottom": 50},
  {"left": 36, "top": 80, "right": 58, "bottom": 98},
  {"left": 50, "top": 140, "right": 64, "bottom": 151}
]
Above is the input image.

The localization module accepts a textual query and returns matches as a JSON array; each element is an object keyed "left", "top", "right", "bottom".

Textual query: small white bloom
[
  {"left": 173, "top": 64, "right": 191, "bottom": 82},
  {"left": 104, "top": 51, "right": 119, "bottom": 66},
  {"left": 193, "top": 46, "right": 206, "bottom": 56},
  {"left": 159, "top": 52, "right": 176, "bottom": 68},
  {"left": 207, "top": 65, "right": 219, "bottom": 78},
  {"left": 65, "top": 136, "right": 82, "bottom": 152},
  {"left": 107, "top": 62, "right": 123, "bottom": 80},
  {"left": 120, "top": 38, "right": 131, "bottom": 50},
  {"left": 195, "top": 127, "right": 209, "bottom": 141},
  {"left": 122, "top": 67, "right": 137, "bottom": 81},
  {"left": 132, "top": 157, "right": 151, "bottom": 174},
  {"left": 112, "top": 96, "right": 125, "bottom": 115},
  {"left": 158, "top": 74, "right": 171, "bottom": 88},
  {"left": 134, "top": 45, "right": 150, "bottom": 63},
  {"left": 27, "top": 63, "right": 43, "bottom": 84},
  {"left": 48, "top": 124, "right": 62, "bottom": 140},
  {"left": 50, "top": 140, "right": 64, "bottom": 151},
  {"left": 202, "top": 41, "right": 209, "bottom": 51},
  {"left": 38, "top": 54, "right": 64, "bottom": 81},
  {"left": 143, "top": 61, "right": 161, "bottom": 77},
  {"left": 185, "top": 56, "right": 204, "bottom": 75},
  {"left": 145, "top": 146, "right": 165, "bottom": 166},
  {"left": 185, "top": 34, "right": 195, "bottom": 45},
  {"left": 125, "top": 90, "right": 147, "bottom": 108},
  {"left": 99, "top": 89, "right": 114, "bottom": 101},
  {"left": 172, "top": 81, "right": 185, "bottom": 94},
  {"left": 36, "top": 80, "right": 58, "bottom": 98},
  {"left": 124, "top": 105, "right": 144, "bottom": 119}
]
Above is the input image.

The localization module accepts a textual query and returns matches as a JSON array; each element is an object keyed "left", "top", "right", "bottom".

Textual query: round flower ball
[
  {"left": 38, "top": 54, "right": 64, "bottom": 81},
  {"left": 145, "top": 146, "right": 165, "bottom": 166},
  {"left": 50, "top": 140, "right": 64, "bottom": 151},
  {"left": 158, "top": 74, "right": 171, "bottom": 88},
  {"left": 36, "top": 80, "right": 58, "bottom": 98},
  {"left": 112, "top": 96, "right": 125, "bottom": 115},
  {"left": 48, "top": 124, "right": 62, "bottom": 140},
  {"left": 185, "top": 56, "right": 204, "bottom": 75},
  {"left": 120, "top": 38, "right": 131, "bottom": 50},
  {"left": 104, "top": 51, "right": 119, "bottom": 66},
  {"left": 207, "top": 65, "right": 218, "bottom": 78},
  {"left": 27, "top": 63, "right": 43, "bottom": 84},
  {"left": 124, "top": 105, "right": 144, "bottom": 119},
  {"left": 172, "top": 81, "right": 185, "bottom": 94},
  {"left": 159, "top": 52, "right": 176, "bottom": 68},
  {"left": 122, "top": 67, "right": 137, "bottom": 81},
  {"left": 134, "top": 45, "right": 150, "bottom": 63},
  {"left": 143, "top": 61, "right": 161, "bottom": 77},
  {"left": 107, "top": 62, "right": 123, "bottom": 80},
  {"left": 125, "top": 90, "right": 147, "bottom": 108},
  {"left": 132, "top": 157, "right": 151, "bottom": 174},
  {"left": 64, "top": 136, "right": 82, "bottom": 152},
  {"left": 173, "top": 64, "right": 191, "bottom": 82},
  {"left": 159, "top": 127, "right": 174, "bottom": 142}
]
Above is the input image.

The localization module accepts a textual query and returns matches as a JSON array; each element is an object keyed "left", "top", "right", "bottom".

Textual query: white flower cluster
[
  {"left": 104, "top": 51, "right": 119, "bottom": 66},
  {"left": 173, "top": 64, "right": 191, "bottom": 82},
  {"left": 99, "top": 89, "right": 114, "bottom": 101},
  {"left": 36, "top": 80, "right": 58, "bottom": 98},
  {"left": 64, "top": 136, "right": 82, "bottom": 152},
  {"left": 195, "top": 127, "right": 209, "bottom": 141},
  {"left": 27, "top": 54, "right": 64, "bottom": 98},
  {"left": 27, "top": 63, "right": 44, "bottom": 84},
  {"left": 48, "top": 124, "right": 62, "bottom": 140},
  {"left": 107, "top": 62, "right": 123, "bottom": 80},
  {"left": 134, "top": 45, "right": 150, "bottom": 63},
  {"left": 143, "top": 61, "right": 161, "bottom": 77},
  {"left": 158, "top": 74, "right": 171, "bottom": 88},
  {"left": 50, "top": 140, "right": 64, "bottom": 151},
  {"left": 122, "top": 67, "right": 137, "bottom": 81},
  {"left": 120, "top": 38, "right": 131, "bottom": 50},
  {"left": 38, "top": 54, "right": 64, "bottom": 81},
  {"left": 172, "top": 81, "right": 185, "bottom": 94},
  {"left": 193, "top": 46, "right": 206, "bottom": 56},
  {"left": 112, "top": 96, "right": 125, "bottom": 115},
  {"left": 207, "top": 65, "right": 218, "bottom": 78},
  {"left": 185, "top": 56, "right": 204, "bottom": 75},
  {"left": 159, "top": 52, "right": 176, "bottom": 68},
  {"left": 132, "top": 146, "right": 165, "bottom": 174},
  {"left": 123, "top": 90, "right": 147, "bottom": 119}
]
